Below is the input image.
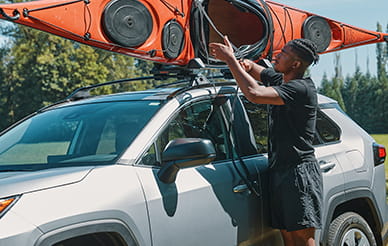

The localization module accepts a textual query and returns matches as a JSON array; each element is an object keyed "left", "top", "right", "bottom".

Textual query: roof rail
[
  {"left": 66, "top": 58, "right": 207, "bottom": 101},
  {"left": 65, "top": 76, "right": 155, "bottom": 101}
]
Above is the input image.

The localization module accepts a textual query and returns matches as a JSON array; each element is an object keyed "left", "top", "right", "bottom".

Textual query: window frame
[
  {"left": 313, "top": 109, "right": 342, "bottom": 146},
  {"left": 137, "top": 95, "right": 237, "bottom": 167},
  {"left": 239, "top": 95, "right": 269, "bottom": 155}
]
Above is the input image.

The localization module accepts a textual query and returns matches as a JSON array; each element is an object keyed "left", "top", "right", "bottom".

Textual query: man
[{"left": 209, "top": 37, "right": 323, "bottom": 246}]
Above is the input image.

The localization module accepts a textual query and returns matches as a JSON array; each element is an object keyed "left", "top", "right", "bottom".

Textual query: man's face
[{"left": 272, "top": 45, "right": 299, "bottom": 73}]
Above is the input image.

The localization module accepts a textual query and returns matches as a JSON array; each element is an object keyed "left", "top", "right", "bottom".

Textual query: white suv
[{"left": 0, "top": 71, "right": 387, "bottom": 246}]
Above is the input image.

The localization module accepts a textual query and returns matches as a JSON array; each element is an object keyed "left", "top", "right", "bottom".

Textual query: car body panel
[
  {"left": 135, "top": 156, "right": 281, "bottom": 245},
  {"left": 0, "top": 81, "right": 386, "bottom": 246},
  {"left": 0, "top": 167, "right": 92, "bottom": 198},
  {"left": 5, "top": 165, "right": 151, "bottom": 246},
  {"left": 0, "top": 211, "right": 43, "bottom": 245},
  {"left": 322, "top": 107, "right": 374, "bottom": 189}
]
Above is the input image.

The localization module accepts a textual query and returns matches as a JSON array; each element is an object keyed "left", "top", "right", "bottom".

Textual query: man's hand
[
  {"left": 239, "top": 59, "right": 254, "bottom": 73},
  {"left": 209, "top": 36, "right": 235, "bottom": 62}
]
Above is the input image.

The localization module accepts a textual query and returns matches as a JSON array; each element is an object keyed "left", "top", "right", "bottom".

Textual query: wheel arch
[
  {"left": 321, "top": 189, "right": 383, "bottom": 246},
  {"left": 35, "top": 219, "right": 139, "bottom": 246}
]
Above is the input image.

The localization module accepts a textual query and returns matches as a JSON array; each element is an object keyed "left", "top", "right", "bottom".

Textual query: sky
[
  {"left": 0, "top": 0, "right": 386, "bottom": 88},
  {"left": 273, "top": 0, "right": 388, "bottom": 87}
]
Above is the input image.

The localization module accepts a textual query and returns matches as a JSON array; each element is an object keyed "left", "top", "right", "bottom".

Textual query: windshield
[{"left": 0, "top": 100, "right": 161, "bottom": 171}]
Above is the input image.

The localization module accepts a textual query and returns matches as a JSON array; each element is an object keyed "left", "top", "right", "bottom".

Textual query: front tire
[{"left": 327, "top": 212, "right": 377, "bottom": 246}]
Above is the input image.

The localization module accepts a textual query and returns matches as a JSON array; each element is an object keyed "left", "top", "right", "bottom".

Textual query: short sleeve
[
  {"left": 260, "top": 68, "right": 283, "bottom": 86},
  {"left": 273, "top": 80, "right": 307, "bottom": 105}
]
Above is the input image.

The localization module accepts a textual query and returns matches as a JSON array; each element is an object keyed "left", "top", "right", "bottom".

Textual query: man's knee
[
  {"left": 291, "top": 228, "right": 316, "bottom": 245},
  {"left": 280, "top": 230, "right": 295, "bottom": 246}
]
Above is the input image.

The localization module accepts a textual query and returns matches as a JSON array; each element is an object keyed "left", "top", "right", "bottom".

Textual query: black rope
[
  {"left": 227, "top": 91, "right": 261, "bottom": 197},
  {"left": 180, "top": 0, "right": 184, "bottom": 17},
  {"left": 21, "top": 2, "right": 163, "bottom": 57},
  {"left": 83, "top": 1, "right": 92, "bottom": 37},
  {"left": 0, "top": 0, "right": 164, "bottom": 57},
  {"left": 160, "top": 0, "right": 184, "bottom": 17},
  {"left": 266, "top": 4, "right": 287, "bottom": 50},
  {"left": 284, "top": 7, "right": 294, "bottom": 41},
  {"left": 258, "top": 0, "right": 274, "bottom": 60},
  {"left": 0, "top": 8, "right": 20, "bottom": 21},
  {"left": 23, "top": 0, "right": 85, "bottom": 16}
]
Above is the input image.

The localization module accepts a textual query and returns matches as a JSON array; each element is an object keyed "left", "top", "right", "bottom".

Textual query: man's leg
[
  {"left": 271, "top": 162, "right": 322, "bottom": 246},
  {"left": 280, "top": 229, "right": 295, "bottom": 246},
  {"left": 290, "top": 228, "right": 316, "bottom": 246}
]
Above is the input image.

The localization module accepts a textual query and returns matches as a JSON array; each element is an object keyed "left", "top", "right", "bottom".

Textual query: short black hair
[{"left": 287, "top": 39, "right": 319, "bottom": 65}]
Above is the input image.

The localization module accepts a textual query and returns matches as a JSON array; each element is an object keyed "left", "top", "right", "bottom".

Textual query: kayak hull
[{"left": 0, "top": 0, "right": 386, "bottom": 66}]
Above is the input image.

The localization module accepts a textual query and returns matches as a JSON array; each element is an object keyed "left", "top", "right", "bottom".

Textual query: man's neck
[{"left": 284, "top": 71, "right": 304, "bottom": 82}]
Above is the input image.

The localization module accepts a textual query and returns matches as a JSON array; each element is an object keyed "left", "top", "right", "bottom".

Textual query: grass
[{"left": 371, "top": 134, "right": 388, "bottom": 200}]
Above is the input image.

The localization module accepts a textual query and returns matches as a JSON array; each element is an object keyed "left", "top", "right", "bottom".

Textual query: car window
[
  {"left": 0, "top": 101, "right": 161, "bottom": 170},
  {"left": 240, "top": 96, "right": 268, "bottom": 154},
  {"left": 141, "top": 98, "right": 232, "bottom": 166},
  {"left": 313, "top": 110, "right": 341, "bottom": 145},
  {"left": 241, "top": 97, "right": 341, "bottom": 148}
]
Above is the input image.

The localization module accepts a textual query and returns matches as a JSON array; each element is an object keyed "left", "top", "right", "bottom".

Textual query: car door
[
  {"left": 312, "top": 110, "right": 345, "bottom": 197},
  {"left": 239, "top": 96, "right": 284, "bottom": 245},
  {"left": 135, "top": 95, "right": 272, "bottom": 246},
  {"left": 311, "top": 109, "right": 345, "bottom": 241}
]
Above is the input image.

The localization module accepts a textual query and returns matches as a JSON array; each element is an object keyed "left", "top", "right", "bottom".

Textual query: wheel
[{"left": 327, "top": 212, "right": 377, "bottom": 246}]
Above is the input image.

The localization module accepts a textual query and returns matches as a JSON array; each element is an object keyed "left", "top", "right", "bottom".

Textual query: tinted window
[
  {"left": 240, "top": 97, "right": 268, "bottom": 153},
  {"left": 313, "top": 110, "right": 341, "bottom": 145},
  {"left": 141, "top": 98, "right": 232, "bottom": 166},
  {"left": 0, "top": 101, "right": 161, "bottom": 170}
]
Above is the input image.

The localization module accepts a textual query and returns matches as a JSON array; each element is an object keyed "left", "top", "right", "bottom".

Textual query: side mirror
[{"left": 157, "top": 138, "right": 216, "bottom": 184}]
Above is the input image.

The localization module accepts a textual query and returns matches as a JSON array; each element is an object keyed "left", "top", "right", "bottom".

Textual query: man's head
[
  {"left": 273, "top": 38, "right": 319, "bottom": 76},
  {"left": 287, "top": 39, "right": 319, "bottom": 66}
]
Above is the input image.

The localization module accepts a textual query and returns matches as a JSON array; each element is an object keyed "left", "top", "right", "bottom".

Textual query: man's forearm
[
  {"left": 225, "top": 57, "right": 264, "bottom": 102},
  {"left": 225, "top": 57, "right": 284, "bottom": 105},
  {"left": 247, "top": 62, "right": 265, "bottom": 82}
]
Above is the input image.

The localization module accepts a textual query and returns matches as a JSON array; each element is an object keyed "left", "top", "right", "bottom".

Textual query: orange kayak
[{"left": 0, "top": 0, "right": 386, "bottom": 66}]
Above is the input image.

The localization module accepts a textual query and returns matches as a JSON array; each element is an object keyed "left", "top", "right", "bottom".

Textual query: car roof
[
  {"left": 317, "top": 94, "right": 337, "bottom": 104},
  {"left": 43, "top": 77, "right": 338, "bottom": 111},
  {"left": 73, "top": 87, "right": 181, "bottom": 104}
]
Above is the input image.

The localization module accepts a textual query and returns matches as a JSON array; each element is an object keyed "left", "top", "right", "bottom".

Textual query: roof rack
[
  {"left": 62, "top": 57, "right": 244, "bottom": 105},
  {"left": 151, "top": 58, "right": 206, "bottom": 79},
  {"left": 65, "top": 58, "right": 208, "bottom": 101}
]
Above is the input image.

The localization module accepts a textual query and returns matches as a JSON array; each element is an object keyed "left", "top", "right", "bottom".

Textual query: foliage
[
  {"left": 0, "top": 24, "right": 154, "bottom": 130},
  {"left": 0, "top": 18, "right": 388, "bottom": 134},
  {"left": 318, "top": 23, "right": 388, "bottom": 134},
  {"left": 370, "top": 134, "right": 388, "bottom": 197}
]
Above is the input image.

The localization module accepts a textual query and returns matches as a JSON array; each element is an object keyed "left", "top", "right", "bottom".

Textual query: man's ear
[{"left": 292, "top": 60, "right": 302, "bottom": 69}]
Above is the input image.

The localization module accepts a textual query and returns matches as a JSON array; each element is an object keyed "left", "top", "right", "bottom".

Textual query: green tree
[
  {"left": 0, "top": 26, "right": 137, "bottom": 130},
  {"left": 318, "top": 53, "right": 346, "bottom": 111},
  {"left": 376, "top": 23, "right": 387, "bottom": 81},
  {"left": 0, "top": 45, "right": 9, "bottom": 129},
  {"left": 370, "top": 75, "right": 387, "bottom": 133},
  {"left": 319, "top": 23, "right": 388, "bottom": 134},
  {"left": 372, "top": 23, "right": 388, "bottom": 133},
  {"left": 342, "top": 68, "right": 365, "bottom": 126}
]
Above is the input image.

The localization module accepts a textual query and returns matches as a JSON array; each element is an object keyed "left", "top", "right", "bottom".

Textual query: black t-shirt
[{"left": 261, "top": 68, "right": 317, "bottom": 170}]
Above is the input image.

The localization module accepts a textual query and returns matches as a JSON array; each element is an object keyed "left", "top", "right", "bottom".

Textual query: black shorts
[{"left": 269, "top": 161, "right": 323, "bottom": 231}]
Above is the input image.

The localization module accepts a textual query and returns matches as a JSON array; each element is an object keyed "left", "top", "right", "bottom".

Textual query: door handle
[
  {"left": 233, "top": 184, "right": 249, "bottom": 193},
  {"left": 319, "top": 160, "right": 336, "bottom": 172}
]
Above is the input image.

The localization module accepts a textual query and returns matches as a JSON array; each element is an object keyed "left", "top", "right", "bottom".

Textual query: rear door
[
  {"left": 312, "top": 109, "right": 345, "bottom": 240},
  {"left": 313, "top": 109, "right": 345, "bottom": 195},
  {"left": 135, "top": 95, "right": 271, "bottom": 245}
]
